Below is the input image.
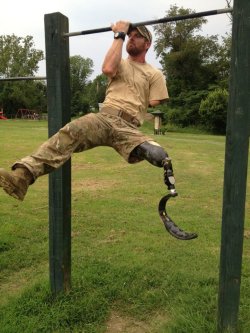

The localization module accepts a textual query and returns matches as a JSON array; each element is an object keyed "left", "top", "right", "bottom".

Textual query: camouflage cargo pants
[{"left": 13, "top": 112, "right": 153, "bottom": 181}]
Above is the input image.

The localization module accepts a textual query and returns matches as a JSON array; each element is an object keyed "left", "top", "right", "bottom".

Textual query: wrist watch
[{"left": 114, "top": 31, "right": 126, "bottom": 41}]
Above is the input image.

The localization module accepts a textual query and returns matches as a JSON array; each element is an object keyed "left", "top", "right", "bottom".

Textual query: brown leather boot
[{"left": 0, "top": 167, "right": 34, "bottom": 201}]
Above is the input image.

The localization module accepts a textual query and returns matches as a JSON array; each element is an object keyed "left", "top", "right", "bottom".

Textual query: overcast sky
[{"left": 2, "top": 0, "right": 232, "bottom": 79}]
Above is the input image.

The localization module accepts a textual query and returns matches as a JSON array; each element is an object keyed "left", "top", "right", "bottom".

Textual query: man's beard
[{"left": 126, "top": 43, "right": 142, "bottom": 56}]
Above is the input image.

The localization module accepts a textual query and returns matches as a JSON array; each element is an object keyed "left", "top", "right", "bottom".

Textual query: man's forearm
[
  {"left": 102, "top": 20, "right": 130, "bottom": 78},
  {"left": 102, "top": 39, "right": 124, "bottom": 78}
]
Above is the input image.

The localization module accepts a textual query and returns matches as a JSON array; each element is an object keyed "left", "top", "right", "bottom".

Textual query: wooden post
[
  {"left": 218, "top": 0, "right": 250, "bottom": 331},
  {"left": 44, "top": 12, "right": 71, "bottom": 293}
]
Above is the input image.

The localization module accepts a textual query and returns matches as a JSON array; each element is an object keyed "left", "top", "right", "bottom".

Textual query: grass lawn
[{"left": 0, "top": 119, "right": 249, "bottom": 333}]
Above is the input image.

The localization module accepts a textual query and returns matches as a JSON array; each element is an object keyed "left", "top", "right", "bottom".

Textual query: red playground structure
[{"left": 0, "top": 108, "right": 7, "bottom": 120}]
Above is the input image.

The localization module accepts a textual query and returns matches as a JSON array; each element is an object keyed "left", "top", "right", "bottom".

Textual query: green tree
[
  {"left": 199, "top": 88, "right": 228, "bottom": 134},
  {"left": 0, "top": 34, "right": 45, "bottom": 115},
  {"left": 87, "top": 74, "right": 108, "bottom": 111},
  {"left": 153, "top": 5, "right": 231, "bottom": 129},
  {"left": 70, "top": 55, "right": 93, "bottom": 116},
  {"left": 213, "top": 34, "right": 231, "bottom": 88},
  {"left": 154, "top": 5, "right": 221, "bottom": 94},
  {"left": 0, "top": 80, "right": 47, "bottom": 117},
  {"left": 0, "top": 35, "right": 43, "bottom": 77}
]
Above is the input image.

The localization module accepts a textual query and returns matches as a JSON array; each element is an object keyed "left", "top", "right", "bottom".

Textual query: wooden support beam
[
  {"left": 44, "top": 12, "right": 71, "bottom": 294},
  {"left": 218, "top": 0, "right": 250, "bottom": 331}
]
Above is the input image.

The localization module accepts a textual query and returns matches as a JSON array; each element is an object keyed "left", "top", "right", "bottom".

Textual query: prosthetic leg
[{"left": 132, "top": 142, "right": 197, "bottom": 240}]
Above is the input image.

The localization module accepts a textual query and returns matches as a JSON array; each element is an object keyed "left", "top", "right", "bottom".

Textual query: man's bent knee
[{"left": 132, "top": 141, "right": 168, "bottom": 167}]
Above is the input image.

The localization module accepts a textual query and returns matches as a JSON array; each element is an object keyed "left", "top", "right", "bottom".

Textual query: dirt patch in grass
[
  {"left": 72, "top": 179, "right": 120, "bottom": 192},
  {"left": 0, "top": 262, "right": 48, "bottom": 306},
  {"left": 244, "top": 229, "right": 250, "bottom": 239},
  {"left": 105, "top": 311, "right": 150, "bottom": 333},
  {"left": 98, "top": 229, "right": 126, "bottom": 244}
]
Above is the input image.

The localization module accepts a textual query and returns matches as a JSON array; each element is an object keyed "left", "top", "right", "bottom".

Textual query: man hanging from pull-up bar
[{"left": 0, "top": 21, "right": 176, "bottom": 201}]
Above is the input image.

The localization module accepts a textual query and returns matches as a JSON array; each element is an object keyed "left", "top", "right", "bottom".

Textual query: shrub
[{"left": 199, "top": 88, "right": 228, "bottom": 134}]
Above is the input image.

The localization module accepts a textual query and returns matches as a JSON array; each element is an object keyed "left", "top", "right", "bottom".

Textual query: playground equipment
[
  {"left": 44, "top": 6, "right": 233, "bottom": 288},
  {"left": 15, "top": 109, "right": 40, "bottom": 120},
  {"left": 0, "top": 109, "right": 7, "bottom": 120},
  {"left": 43, "top": 3, "right": 247, "bottom": 332},
  {"left": 0, "top": 77, "right": 46, "bottom": 119}
]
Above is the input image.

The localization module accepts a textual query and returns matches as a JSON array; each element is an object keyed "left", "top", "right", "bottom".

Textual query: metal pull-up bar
[
  {"left": 64, "top": 8, "right": 233, "bottom": 37},
  {"left": 0, "top": 76, "right": 46, "bottom": 81}
]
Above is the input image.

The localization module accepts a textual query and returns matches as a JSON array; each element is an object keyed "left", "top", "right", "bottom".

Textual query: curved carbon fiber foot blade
[{"left": 158, "top": 193, "right": 198, "bottom": 240}]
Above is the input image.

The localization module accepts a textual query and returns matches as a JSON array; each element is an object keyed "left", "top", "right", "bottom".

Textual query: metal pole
[
  {"left": 0, "top": 76, "right": 46, "bottom": 81},
  {"left": 218, "top": 0, "right": 250, "bottom": 331},
  {"left": 64, "top": 8, "right": 233, "bottom": 37},
  {"left": 44, "top": 12, "right": 71, "bottom": 294}
]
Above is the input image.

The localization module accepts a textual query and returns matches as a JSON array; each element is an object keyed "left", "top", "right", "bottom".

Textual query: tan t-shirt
[{"left": 102, "top": 58, "right": 169, "bottom": 125}]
